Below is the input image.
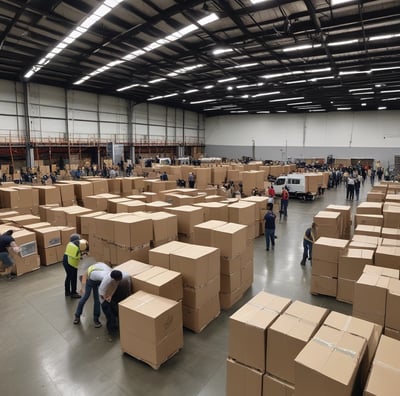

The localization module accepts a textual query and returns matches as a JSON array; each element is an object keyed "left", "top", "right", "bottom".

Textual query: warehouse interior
[{"left": 1, "top": 1, "right": 400, "bottom": 395}]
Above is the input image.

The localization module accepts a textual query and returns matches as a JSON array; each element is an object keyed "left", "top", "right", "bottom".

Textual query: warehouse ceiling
[{"left": 1, "top": 0, "right": 400, "bottom": 115}]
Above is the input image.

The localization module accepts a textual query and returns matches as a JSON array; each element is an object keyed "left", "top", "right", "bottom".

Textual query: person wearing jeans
[
  {"left": 264, "top": 203, "right": 276, "bottom": 251},
  {"left": 74, "top": 262, "right": 111, "bottom": 328},
  {"left": 301, "top": 223, "right": 316, "bottom": 266}
]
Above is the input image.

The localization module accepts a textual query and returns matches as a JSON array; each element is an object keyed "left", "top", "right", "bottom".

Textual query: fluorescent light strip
[
  {"left": 147, "top": 96, "right": 163, "bottom": 101},
  {"left": 378, "top": 106, "right": 387, "bottom": 110},
  {"left": 287, "top": 101, "right": 312, "bottom": 106},
  {"left": 382, "top": 97, "right": 400, "bottom": 101},
  {"left": 252, "top": 91, "right": 280, "bottom": 98},
  {"left": 352, "top": 91, "right": 374, "bottom": 95},
  {"left": 277, "top": 111, "right": 287, "bottom": 113},
  {"left": 309, "top": 109, "right": 326, "bottom": 112},
  {"left": 149, "top": 78, "right": 166, "bottom": 84},
  {"left": 381, "top": 89, "right": 400, "bottom": 94},
  {"left": 269, "top": 96, "right": 305, "bottom": 102},
  {"left": 308, "top": 76, "right": 335, "bottom": 82},
  {"left": 360, "top": 97, "right": 374, "bottom": 100},
  {"left": 184, "top": 89, "right": 199, "bottom": 94},
  {"left": 226, "top": 63, "right": 259, "bottom": 70},
  {"left": 328, "top": 39, "right": 358, "bottom": 46},
  {"left": 285, "top": 80, "right": 307, "bottom": 85},
  {"left": 250, "top": 0, "right": 268, "bottom": 4},
  {"left": 204, "top": 85, "right": 214, "bottom": 89},
  {"left": 116, "top": 83, "right": 139, "bottom": 92},
  {"left": 348, "top": 87, "right": 372, "bottom": 92},
  {"left": 163, "top": 93, "right": 178, "bottom": 98},
  {"left": 256, "top": 111, "right": 270, "bottom": 113},
  {"left": 262, "top": 71, "right": 304, "bottom": 79},
  {"left": 73, "top": 13, "right": 219, "bottom": 84},
  {"left": 339, "top": 70, "right": 371, "bottom": 76},
  {"left": 331, "top": 0, "right": 354, "bottom": 5},
  {"left": 190, "top": 99, "right": 217, "bottom": 104},
  {"left": 230, "top": 110, "right": 248, "bottom": 113},
  {"left": 369, "top": 33, "right": 400, "bottom": 41},
  {"left": 337, "top": 107, "right": 352, "bottom": 110},
  {"left": 237, "top": 83, "right": 263, "bottom": 89},
  {"left": 308, "top": 67, "right": 331, "bottom": 73},
  {"left": 283, "top": 44, "right": 321, "bottom": 52},
  {"left": 218, "top": 77, "right": 237, "bottom": 83},
  {"left": 213, "top": 48, "right": 234, "bottom": 55}
]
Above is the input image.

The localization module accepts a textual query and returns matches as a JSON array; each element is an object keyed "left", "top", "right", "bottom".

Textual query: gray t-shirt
[{"left": 88, "top": 262, "right": 111, "bottom": 282}]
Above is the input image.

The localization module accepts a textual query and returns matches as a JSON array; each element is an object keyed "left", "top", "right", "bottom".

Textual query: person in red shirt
[
  {"left": 280, "top": 187, "right": 289, "bottom": 218},
  {"left": 267, "top": 185, "right": 275, "bottom": 198}
]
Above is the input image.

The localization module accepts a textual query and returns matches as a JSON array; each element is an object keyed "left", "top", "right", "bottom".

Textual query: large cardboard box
[
  {"left": 312, "top": 258, "right": 338, "bottom": 278},
  {"left": 338, "top": 249, "right": 374, "bottom": 281},
  {"left": 182, "top": 293, "right": 220, "bottom": 332},
  {"left": 364, "top": 335, "right": 400, "bottom": 396},
  {"left": 183, "top": 275, "right": 219, "bottom": 308},
  {"left": 313, "top": 237, "right": 349, "bottom": 263},
  {"left": 337, "top": 278, "right": 355, "bottom": 303},
  {"left": 355, "top": 214, "right": 384, "bottom": 227},
  {"left": 193, "top": 202, "right": 229, "bottom": 222},
  {"left": 381, "top": 227, "right": 400, "bottom": 240},
  {"left": 383, "top": 204, "right": 400, "bottom": 228},
  {"left": 34, "top": 226, "right": 61, "bottom": 249},
  {"left": 170, "top": 245, "right": 220, "bottom": 288},
  {"left": 262, "top": 374, "right": 295, "bottom": 396},
  {"left": 323, "top": 311, "right": 382, "bottom": 388},
  {"left": 166, "top": 205, "right": 204, "bottom": 235},
  {"left": 353, "top": 273, "right": 390, "bottom": 325},
  {"left": 113, "top": 216, "right": 153, "bottom": 247},
  {"left": 385, "top": 278, "right": 400, "bottom": 331},
  {"left": 193, "top": 220, "right": 227, "bottom": 247},
  {"left": 113, "top": 259, "right": 153, "bottom": 283},
  {"left": 228, "top": 201, "right": 256, "bottom": 226},
  {"left": 119, "top": 291, "right": 183, "bottom": 369},
  {"left": 87, "top": 178, "right": 108, "bottom": 194},
  {"left": 83, "top": 193, "right": 120, "bottom": 211},
  {"left": 354, "top": 225, "right": 382, "bottom": 237},
  {"left": 33, "top": 185, "right": 61, "bottom": 205},
  {"left": 363, "top": 264, "right": 399, "bottom": 279},
  {"left": 107, "top": 197, "right": 132, "bottom": 213},
  {"left": 229, "top": 291, "right": 292, "bottom": 372},
  {"left": 294, "top": 325, "right": 367, "bottom": 396},
  {"left": 148, "top": 241, "right": 188, "bottom": 269},
  {"left": 356, "top": 202, "right": 383, "bottom": 215},
  {"left": 374, "top": 245, "right": 400, "bottom": 270},
  {"left": 226, "top": 358, "right": 263, "bottom": 396},
  {"left": 77, "top": 211, "right": 106, "bottom": 235},
  {"left": 145, "top": 201, "right": 172, "bottom": 212},
  {"left": 132, "top": 266, "right": 183, "bottom": 301},
  {"left": 314, "top": 211, "right": 342, "bottom": 239},
  {"left": 214, "top": 223, "right": 248, "bottom": 259},
  {"left": 310, "top": 275, "right": 337, "bottom": 297},
  {"left": 266, "top": 300, "right": 329, "bottom": 384}
]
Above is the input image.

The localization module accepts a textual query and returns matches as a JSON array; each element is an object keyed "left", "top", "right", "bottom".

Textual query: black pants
[
  {"left": 63, "top": 257, "right": 78, "bottom": 296},
  {"left": 101, "top": 301, "right": 118, "bottom": 334}
]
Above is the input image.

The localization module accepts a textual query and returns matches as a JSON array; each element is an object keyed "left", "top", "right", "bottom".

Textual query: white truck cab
[{"left": 274, "top": 174, "right": 320, "bottom": 200}]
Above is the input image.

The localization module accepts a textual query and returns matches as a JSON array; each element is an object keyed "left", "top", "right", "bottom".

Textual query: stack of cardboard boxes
[
  {"left": 34, "top": 226, "right": 63, "bottom": 265},
  {"left": 355, "top": 202, "right": 384, "bottom": 228},
  {"left": 313, "top": 210, "right": 342, "bottom": 239},
  {"left": 325, "top": 204, "right": 352, "bottom": 239},
  {"left": 228, "top": 201, "right": 257, "bottom": 240},
  {"left": 311, "top": 237, "right": 349, "bottom": 297},
  {"left": 193, "top": 220, "right": 252, "bottom": 309},
  {"left": 242, "top": 196, "right": 268, "bottom": 236},
  {"left": 166, "top": 205, "right": 204, "bottom": 243}
]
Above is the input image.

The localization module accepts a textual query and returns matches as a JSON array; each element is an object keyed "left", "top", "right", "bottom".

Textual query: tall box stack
[
  {"left": 32, "top": 185, "right": 62, "bottom": 205},
  {"left": 227, "top": 292, "right": 292, "bottom": 396},
  {"left": 294, "top": 324, "right": 367, "bottom": 396},
  {"left": 242, "top": 196, "right": 268, "bottom": 236},
  {"left": 119, "top": 290, "right": 183, "bottom": 369},
  {"left": 170, "top": 245, "right": 220, "bottom": 332},
  {"left": 364, "top": 335, "right": 400, "bottom": 395},
  {"left": 325, "top": 204, "right": 352, "bottom": 239},
  {"left": 385, "top": 278, "right": 400, "bottom": 340},
  {"left": 193, "top": 221, "right": 250, "bottom": 309},
  {"left": 337, "top": 249, "right": 374, "bottom": 303},
  {"left": 313, "top": 210, "right": 342, "bottom": 239},
  {"left": 7, "top": 229, "right": 40, "bottom": 276},
  {"left": 194, "top": 167, "right": 211, "bottom": 188},
  {"left": 353, "top": 273, "right": 391, "bottom": 325},
  {"left": 55, "top": 183, "right": 76, "bottom": 206},
  {"left": 240, "top": 171, "right": 264, "bottom": 196},
  {"left": 166, "top": 205, "right": 204, "bottom": 243},
  {"left": 193, "top": 202, "right": 229, "bottom": 222},
  {"left": 82, "top": 193, "right": 119, "bottom": 211},
  {"left": 211, "top": 166, "right": 227, "bottom": 185},
  {"left": 228, "top": 201, "right": 257, "bottom": 240},
  {"left": 34, "top": 226, "right": 62, "bottom": 265},
  {"left": 266, "top": 301, "right": 329, "bottom": 386},
  {"left": 311, "top": 237, "right": 349, "bottom": 297}
]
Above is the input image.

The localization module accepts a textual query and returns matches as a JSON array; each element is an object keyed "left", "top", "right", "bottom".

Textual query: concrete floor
[{"left": 0, "top": 180, "right": 373, "bottom": 396}]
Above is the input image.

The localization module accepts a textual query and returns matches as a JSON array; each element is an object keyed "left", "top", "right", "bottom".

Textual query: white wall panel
[{"left": 0, "top": 80, "right": 16, "bottom": 100}]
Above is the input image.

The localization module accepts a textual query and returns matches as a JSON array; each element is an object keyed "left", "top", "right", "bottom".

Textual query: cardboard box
[
  {"left": 294, "top": 325, "right": 366, "bottom": 396},
  {"left": 193, "top": 202, "right": 229, "bottom": 222},
  {"left": 226, "top": 358, "right": 263, "bottom": 396},
  {"left": 262, "top": 374, "right": 295, "bottom": 396},
  {"left": 113, "top": 215, "right": 153, "bottom": 247},
  {"left": 352, "top": 234, "right": 381, "bottom": 247},
  {"left": 356, "top": 202, "right": 383, "bottom": 215},
  {"left": 228, "top": 201, "right": 257, "bottom": 226},
  {"left": 353, "top": 273, "right": 390, "bottom": 325},
  {"left": 312, "top": 258, "right": 338, "bottom": 278},
  {"left": 77, "top": 211, "right": 106, "bottom": 235},
  {"left": 229, "top": 291, "right": 291, "bottom": 372},
  {"left": 354, "top": 225, "right": 382, "bottom": 237},
  {"left": 170, "top": 245, "right": 220, "bottom": 288},
  {"left": 374, "top": 245, "right": 400, "bottom": 270},
  {"left": 166, "top": 205, "right": 204, "bottom": 235},
  {"left": 364, "top": 335, "right": 400, "bottom": 396},
  {"left": 384, "top": 327, "right": 400, "bottom": 341},
  {"left": 182, "top": 293, "right": 220, "bottom": 332},
  {"left": 323, "top": 311, "right": 382, "bottom": 388},
  {"left": 266, "top": 300, "right": 329, "bottom": 383},
  {"left": 338, "top": 249, "right": 374, "bottom": 281},
  {"left": 133, "top": 211, "right": 178, "bottom": 243},
  {"left": 214, "top": 223, "right": 248, "bottom": 259},
  {"left": 381, "top": 238, "right": 400, "bottom": 247},
  {"left": 34, "top": 226, "right": 61, "bottom": 249},
  {"left": 33, "top": 185, "right": 61, "bottom": 205},
  {"left": 337, "top": 278, "right": 355, "bottom": 303},
  {"left": 313, "top": 237, "right": 349, "bottom": 263},
  {"left": 132, "top": 266, "right": 183, "bottom": 301},
  {"left": 363, "top": 264, "right": 399, "bottom": 279},
  {"left": 219, "top": 288, "right": 243, "bottom": 310},
  {"left": 145, "top": 201, "right": 173, "bottom": 212},
  {"left": 366, "top": 191, "right": 386, "bottom": 202},
  {"left": 314, "top": 210, "right": 342, "bottom": 238},
  {"left": 113, "top": 259, "right": 153, "bottom": 282},
  {"left": 119, "top": 291, "right": 183, "bottom": 369},
  {"left": 355, "top": 214, "right": 384, "bottom": 227},
  {"left": 193, "top": 220, "right": 227, "bottom": 247},
  {"left": 310, "top": 275, "right": 337, "bottom": 297},
  {"left": 148, "top": 241, "right": 188, "bottom": 269},
  {"left": 383, "top": 204, "right": 400, "bottom": 228},
  {"left": 220, "top": 254, "right": 241, "bottom": 276},
  {"left": 183, "top": 275, "right": 220, "bottom": 308},
  {"left": 83, "top": 193, "right": 120, "bottom": 211},
  {"left": 38, "top": 245, "right": 59, "bottom": 266},
  {"left": 385, "top": 278, "right": 400, "bottom": 331}
]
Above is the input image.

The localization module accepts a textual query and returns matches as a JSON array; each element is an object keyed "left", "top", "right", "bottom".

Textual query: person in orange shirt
[{"left": 280, "top": 186, "right": 289, "bottom": 218}]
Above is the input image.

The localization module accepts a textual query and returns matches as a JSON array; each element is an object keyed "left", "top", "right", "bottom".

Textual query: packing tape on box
[
  {"left": 284, "top": 312, "right": 321, "bottom": 327},
  {"left": 373, "top": 360, "right": 400, "bottom": 373},
  {"left": 312, "top": 336, "right": 360, "bottom": 360}
]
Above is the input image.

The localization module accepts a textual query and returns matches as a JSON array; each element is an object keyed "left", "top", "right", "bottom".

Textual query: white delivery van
[
  {"left": 158, "top": 157, "right": 172, "bottom": 166},
  {"left": 274, "top": 174, "right": 321, "bottom": 200}
]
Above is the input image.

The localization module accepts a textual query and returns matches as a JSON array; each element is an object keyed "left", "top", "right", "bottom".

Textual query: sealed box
[
  {"left": 354, "top": 225, "right": 382, "bottom": 237},
  {"left": 310, "top": 275, "right": 337, "bottom": 297},
  {"left": 193, "top": 220, "right": 227, "bottom": 247},
  {"left": 133, "top": 266, "right": 182, "bottom": 301},
  {"left": 119, "top": 291, "right": 183, "bottom": 369},
  {"left": 356, "top": 202, "right": 383, "bottom": 215},
  {"left": 226, "top": 358, "right": 263, "bottom": 396},
  {"left": 134, "top": 211, "right": 178, "bottom": 243},
  {"left": 170, "top": 245, "right": 220, "bottom": 288},
  {"left": 374, "top": 245, "right": 400, "bottom": 270},
  {"left": 355, "top": 214, "right": 383, "bottom": 227},
  {"left": 145, "top": 201, "right": 172, "bottom": 212},
  {"left": 385, "top": 278, "right": 400, "bottom": 331},
  {"left": 363, "top": 264, "right": 399, "bottom": 279},
  {"left": 213, "top": 223, "right": 248, "bottom": 259},
  {"left": 229, "top": 291, "right": 291, "bottom": 372},
  {"left": 34, "top": 226, "right": 61, "bottom": 249},
  {"left": 183, "top": 275, "right": 219, "bottom": 308},
  {"left": 364, "top": 335, "right": 400, "bottom": 395},
  {"left": 228, "top": 201, "right": 256, "bottom": 226},
  {"left": 148, "top": 241, "right": 188, "bottom": 269},
  {"left": 113, "top": 259, "right": 152, "bottom": 282},
  {"left": 193, "top": 202, "right": 229, "bottom": 222},
  {"left": 353, "top": 273, "right": 390, "bottom": 325},
  {"left": 337, "top": 278, "right": 355, "bottom": 303},
  {"left": 295, "top": 325, "right": 366, "bottom": 396},
  {"left": 113, "top": 215, "right": 153, "bottom": 247},
  {"left": 166, "top": 205, "right": 204, "bottom": 235},
  {"left": 312, "top": 258, "right": 338, "bottom": 278},
  {"left": 338, "top": 249, "right": 374, "bottom": 281},
  {"left": 262, "top": 374, "right": 294, "bottom": 396},
  {"left": 313, "top": 237, "right": 349, "bottom": 263},
  {"left": 266, "top": 300, "right": 329, "bottom": 384}
]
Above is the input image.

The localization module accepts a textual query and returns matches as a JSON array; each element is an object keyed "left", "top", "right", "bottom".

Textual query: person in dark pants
[
  {"left": 301, "top": 223, "right": 316, "bottom": 266},
  {"left": 99, "top": 270, "right": 125, "bottom": 339},
  {"left": 188, "top": 172, "right": 195, "bottom": 188},
  {"left": 74, "top": 262, "right": 112, "bottom": 328},
  {"left": 63, "top": 233, "right": 82, "bottom": 298},
  {"left": 264, "top": 202, "right": 276, "bottom": 251},
  {"left": 280, "top": 186, "right": 289, "bottom": 218},
  {"left": 0, "top": 230, "right": 20, "bottom": 279}
]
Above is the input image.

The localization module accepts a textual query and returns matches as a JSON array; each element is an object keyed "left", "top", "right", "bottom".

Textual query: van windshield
[{"left": 275, "top": 178, "right": 286, "bottom": 185}]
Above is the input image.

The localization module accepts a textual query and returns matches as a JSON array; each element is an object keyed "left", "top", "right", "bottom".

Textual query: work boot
[{"left": 300, "top": 259, "right": 306, "bottom": 266}]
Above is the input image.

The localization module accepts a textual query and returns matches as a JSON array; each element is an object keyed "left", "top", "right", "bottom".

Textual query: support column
[{"left": 22, "top": 82, "right": 33, "bottom": 168}]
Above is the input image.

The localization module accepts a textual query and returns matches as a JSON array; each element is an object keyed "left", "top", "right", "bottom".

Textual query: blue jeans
[
  {"left": 281, "top": 200, "right": 288, "bottom": 216},
  {"left": 0, "top": 251, "right": 13, "bottom": 267},
  {"left": 265, "top": 228, "right": 275, "bottom": 250},
  {"left": 75, "top": 279, "right": 101, "bottom": 321},
  {"left": 303, "top": 240, "right": 313, "bottom": 261}
]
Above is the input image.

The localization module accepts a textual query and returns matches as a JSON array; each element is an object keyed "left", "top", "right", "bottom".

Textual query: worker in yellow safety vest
[{"left": 63, "top": 233, "right": 82, "bottom": 298}]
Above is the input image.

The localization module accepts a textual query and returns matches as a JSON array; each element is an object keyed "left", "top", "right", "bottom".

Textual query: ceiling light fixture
[
  {"left": 218, "top": 77, "right": 237, "bottom": 83},
  {"left": 378, "top": 106, "right": 387, "bottom": 110},
  {"left": 149, "top": 78, "right": 166, "bottom": 84},
  {"left": 337, "top": 107, "right": 352, "bottom": 110},
  {"left": 269, "top": 96, "right": 305, "bottom": 102},
  {"left": 183, "top": 89, "right": 199, "bottom": 94},
  {"left": 213, "top": 48, "right": 234, "bottom": 55},
  {"left": 380, "top": 89, "right": 400, "bottom": 94},
  {"left": 190, "top": 99, "right": 217, "bottom": 104},
  {"left": 328, "top": 39, "right": 358, "bottom": 46},
  {"left": 283, "top": 44, "right": 321, "bottom": 52},
  {"left": 251, "top": 91, "right": 280, "bottom": 98},
  {"left": 117, "top": 83, "right": 140, "bottom": 92}
]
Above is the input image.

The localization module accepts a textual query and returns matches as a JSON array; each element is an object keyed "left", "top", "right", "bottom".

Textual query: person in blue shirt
[{"left": 264, "top": 203, "right": 276, "bottom": 251}]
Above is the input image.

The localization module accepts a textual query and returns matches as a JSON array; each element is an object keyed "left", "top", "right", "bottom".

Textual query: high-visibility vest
[{"left": 65, "top": 242, "right": 80, "bottom": 268}]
